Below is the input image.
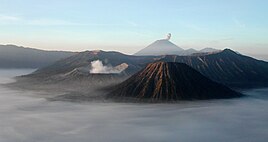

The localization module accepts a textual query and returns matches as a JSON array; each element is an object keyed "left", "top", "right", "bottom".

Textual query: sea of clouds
[{"left": 0, "top": 69, "right": 267, "bottom": 142}]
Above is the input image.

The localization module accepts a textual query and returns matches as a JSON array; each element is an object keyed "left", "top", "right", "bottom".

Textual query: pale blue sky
[{"left": 0, "top": 0, "right": 267, "bottom": 54}]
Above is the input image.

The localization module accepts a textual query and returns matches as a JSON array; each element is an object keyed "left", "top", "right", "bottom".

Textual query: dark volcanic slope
[
  {"left": 108, "top": 62, "right": 241, "bottom": 101},
  {"left": 160, "top": 49, "right": 268, "bottom": 87}
]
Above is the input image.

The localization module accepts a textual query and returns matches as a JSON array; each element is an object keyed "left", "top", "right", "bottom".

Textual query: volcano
[
  {"left": 135, "top": 39, "right": 184, "bottom": 56},
  {"left": 108, "top": 62, "right": 241, "bottom": 102},
  {"left": 27, "top": 48, "right": 268, "bottom": 88}
]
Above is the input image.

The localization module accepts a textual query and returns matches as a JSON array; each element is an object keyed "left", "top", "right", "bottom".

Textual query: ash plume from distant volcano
[{"left": 166, "top": 33, "right": 171, "bottom": 40}]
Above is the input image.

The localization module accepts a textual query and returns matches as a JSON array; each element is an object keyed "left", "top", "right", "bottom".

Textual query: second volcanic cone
[{"left": 108, "top": 62, "right": 241, "bottom": 102}]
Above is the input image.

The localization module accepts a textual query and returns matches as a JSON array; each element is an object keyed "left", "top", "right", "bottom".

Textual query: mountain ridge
[
  {"left": 159, "top": 49, "right": 268, "bottom": 87},
  {"left": 23, "top": 48, "right": 268, "bottom": 88},
  {"left": 0, "top": 44, "right": 76, "bottom": 68}
]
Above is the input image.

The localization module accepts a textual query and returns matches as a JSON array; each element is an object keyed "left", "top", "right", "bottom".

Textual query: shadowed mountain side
[
  {"left": 108, "top": 62, "right": 242, "bottom": 102},
  {"left": 159, "top": 49, "right": 268, "bottom": 88},
  {"left": 0, "top": 44, "right": 76, "bottom": 68},
  {"left": 28, "top": 50, "right": 157, "bottom": 78}
]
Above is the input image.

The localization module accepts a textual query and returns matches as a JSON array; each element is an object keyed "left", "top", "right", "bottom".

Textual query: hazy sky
[{"left": 0, "top": 0, "right": 267, "bottom": 54}]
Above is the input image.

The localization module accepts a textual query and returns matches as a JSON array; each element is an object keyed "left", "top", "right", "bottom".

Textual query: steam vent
[{"left": 108, "top": 62, "right": 241, "bottom": 102}]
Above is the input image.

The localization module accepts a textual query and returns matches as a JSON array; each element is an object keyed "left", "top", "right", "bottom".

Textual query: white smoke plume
[
  {"left": 166, "top": 33, "right": 171, "bottom": 40},
  {"left": 90, "top": 60, "right": 128, "bottom": 74}
]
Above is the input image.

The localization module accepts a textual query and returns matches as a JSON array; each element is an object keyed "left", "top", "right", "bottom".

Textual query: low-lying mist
[{"left": 0, "top": 69, "right": 268, "bottom": 142}]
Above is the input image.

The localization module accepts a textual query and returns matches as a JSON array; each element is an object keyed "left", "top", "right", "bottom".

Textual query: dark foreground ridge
[{"left": 108, "top": 62, "right": 242, "bottom": 102}]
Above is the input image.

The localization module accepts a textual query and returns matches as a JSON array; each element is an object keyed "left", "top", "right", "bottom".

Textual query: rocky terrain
[
  {"left": 108, "top": 62, "right": 241, "bottom": 102},
  {"left": 159, "top": 49, "right": 268, "bottom": 88}
]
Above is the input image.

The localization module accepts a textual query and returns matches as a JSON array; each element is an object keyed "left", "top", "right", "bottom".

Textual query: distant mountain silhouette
[
  {"left": 248, "top": 54, "right": 268, "bottom": 62},
  {"left": 180, "top": 48, "right": 199, "bottom": 56},
  {"left": 108, "top": 62, "right": 241, "bottom": 102},
  {"left": 199, "top": 48, "right": 221, "bottom": 53},
  {"left": 135, "top": 39, "right": 184, "bottom": 56},
  {"left": 0, "top": 44, "right": 76, "bottom": 68},
  {"left": 134, "top": 39, "right": 222, "bottom": 56}
]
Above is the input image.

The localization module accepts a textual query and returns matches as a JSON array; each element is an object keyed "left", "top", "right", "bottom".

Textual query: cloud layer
[{"left": 0, "top": 70, "right": 268, "bottom": 142}]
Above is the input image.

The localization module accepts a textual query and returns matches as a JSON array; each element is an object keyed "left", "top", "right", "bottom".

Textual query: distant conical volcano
[
  {"left": 135, "top": 39, "right": 184, "bottom": 56},
  {"left": 108, "top": 62, "right": 241, "bottom": 102}
]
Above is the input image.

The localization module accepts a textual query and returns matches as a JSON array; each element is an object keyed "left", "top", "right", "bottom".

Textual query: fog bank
[{"left": 0, "top": 70, "right": 268, "bottom": 142}]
